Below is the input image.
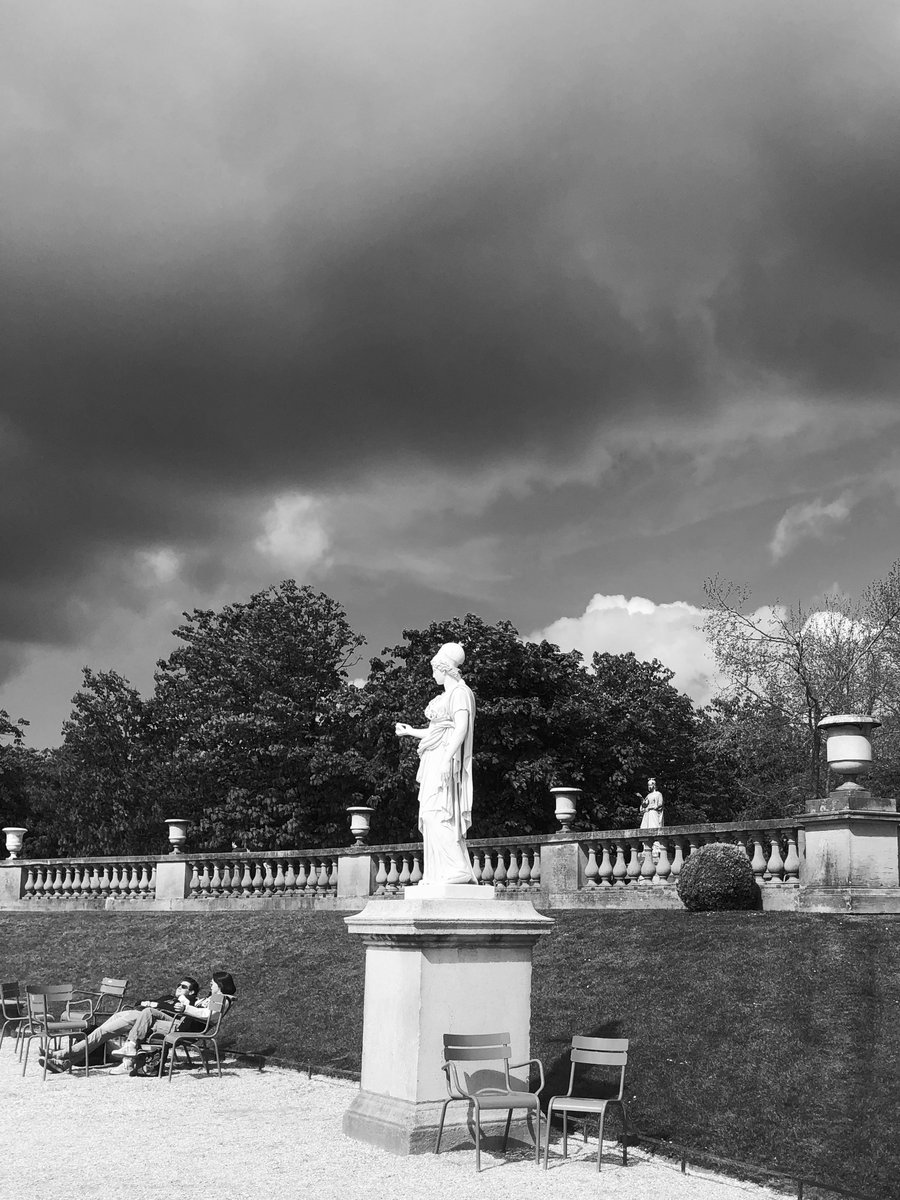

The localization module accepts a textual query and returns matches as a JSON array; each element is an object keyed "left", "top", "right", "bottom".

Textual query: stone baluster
[
  {"left": 128, "top": 864, "right": 140, "bottom": 898},
  {"left": 493, "top": 850, "right": 507, "bottom": 891},
  {"left": 597, "top": 843, "right": 614, "bottom": 887},
  {"left": 206, "top": 862, "right": 220, "bottom": 895},
  {"left": 626, "top": 840, "right": 642, "bottom": 885},
  {"left": 386, "top": 856, "right": 400, "bottom": 894},
  {"left": 66, "top": 865, "right": 80, "bottom": 899},
  {"left": 639, "top": 838, "right": 656, "bottom": 884},
  {"left": 409, "top": 855, "right": 422, "bottom": 886},
  {"left": 398, "top": 857, "right": 411, "bottom": 889},
  {"left": 148, "top": 863, "right": 158, "bottom": 896},
  {"left": 283, "top": 859, "right": 296, "bottom": 893},
  {"left": 584, "top": 845, "right": 600, "bottom": 888},
  {"left": 51, "top": 866, "right": 64, "bottom": 897},
  {"left": 23, "top": 867, "right": 35, "bottom": 900},
  {"left": 670, "top": 837, "right": 685, "bottom": 881},
  {"left": 530, "top": 849, "right": 541, "bottom": 889},
  {"left": 506, "top": 849, "right": 520, "bottom": 890},
  {"left": 783, "top": 830, "right": 801, "bottom": 886},
  {"left": 306, "top": 858, "right": 321, "bottom": 893},
  {"left": 236, "top": 860, "right": 250, "bottom": 896},
  {"left": 250, "top": 860, "right": 263, "bottom": 896},
  {"left": 748, "top": 834, "right": 767, "bottom": 885},
  {"left": 654, "top": 838, "right": 672, "bottom": 884},
  {"left": 374, "top": 855, "right": 388, "bottom": 895},
  {"left": 96, "top": 864, "right": 110, "bottom": 898},
  {"left": 196, "top": 861, "right": 210, "bottom": 896},
  {"left": 481, "top": 851, "right": 494, "bottom": 886},
  {"left": 612, "top": 842, "right": 628, "bottom": 886},
  {"left": 32, "top": 865, "right": 47, "bottom": 899},
  {"left": 329, "top": 859, "right": 339, "bottom": 893},
  {"left": 259, "top": 861, "right": 272, "bottom": 896},
  {"left": 766, "top": 832, "right": 785, "bottom": 885},
  {"left": 518, "top": 849, "right": 532, "bottom": 889},
  {"left": 470, "top": 852, "right": 482, "bottom": 884},
  {"left": 138, "top": 863, "right": 151, "bottom": 898},
  {"left": 88, "top": 864, "right": 101, "bottom": 896},
  {"left": 269, "top": 860, "right": 282, "bottom": 893},
  {"left": 290, "top": 857, "right": 304, "bottom": 893}
]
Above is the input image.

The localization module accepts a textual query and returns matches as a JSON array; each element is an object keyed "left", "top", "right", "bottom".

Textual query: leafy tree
[
  {"left": 0, "top": 707, "right": 30, "bottom": 830},
  {"left": 150, "top": 581, "right": 366, "bottom": 849},
  {"left": 56, "top": 669, "right": 160, "bottom": 854}
]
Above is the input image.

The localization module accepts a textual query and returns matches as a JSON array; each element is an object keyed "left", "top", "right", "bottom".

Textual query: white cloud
[
  {"left": 136, "top": 547, "right": 181, "bottom": 584},
  {"left": 255, "top": 493, "right": 331, "bottom": 571},
  {"left": 528, "top": 592, "right": 717, "bottom": 706},
  {"left": 769, "top": 491, "right": 855, "bottom": 561}
]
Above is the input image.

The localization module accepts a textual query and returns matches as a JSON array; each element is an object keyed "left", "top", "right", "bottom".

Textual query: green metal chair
[
  {"left": 0, "top": 981, "right": 27, "bottom": 1051},
  {"left": 156, "top": 993, "right": 231, "bottom": 1080},
  {"left": 543, "top": 1035, "right": 630, "bottom": 1171},
  {"left": 436, "top": 1032, "right": 545, "bottom": 1172}
]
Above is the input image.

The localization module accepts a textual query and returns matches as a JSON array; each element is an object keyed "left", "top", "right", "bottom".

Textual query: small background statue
[
  {"left": 395, "top": 642, "right": 478, "bottom": 886},
  {"left": 638, "top": 777, "right": 664, "bottom": 831}
]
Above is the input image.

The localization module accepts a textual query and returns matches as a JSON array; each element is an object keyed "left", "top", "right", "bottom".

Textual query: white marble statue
[
  {"left": 638, "top": 777, "right": 664, "bottom": 830},
  {"left": 395, "top": 642, "right": 478, "bottom": 886}
]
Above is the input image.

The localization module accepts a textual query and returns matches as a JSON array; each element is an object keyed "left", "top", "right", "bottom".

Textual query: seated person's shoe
[
  {"left": 110, "top": 1041, "right": 138, "bottom": 1059},
  {"left": 38, "top": 1055, "right": 65, "bottom": 1074},
  {"left": 108, "top": 1061, "right": 136, "bottom": 1075}
]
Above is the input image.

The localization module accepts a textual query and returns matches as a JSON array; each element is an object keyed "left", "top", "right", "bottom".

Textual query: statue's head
[
  {"left": 431, "top": 642, "right": 465, "bottom": 681},
  {"left": 648, "top": 777, "right": 656, "bottom": 789}
]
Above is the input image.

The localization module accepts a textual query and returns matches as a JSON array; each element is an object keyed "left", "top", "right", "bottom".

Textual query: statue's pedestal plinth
[
  {"left": 799, "top": 792, "right": 900, "bottom": 911},
  {"left": 343, "top": 890, "right": 553, "bottom": 1154}
]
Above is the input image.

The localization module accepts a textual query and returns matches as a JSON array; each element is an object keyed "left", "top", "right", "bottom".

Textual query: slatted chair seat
[
  {"left": 543, "top": 1036, "right": 630, "bottom": 1172},
  {"left": 436, "top": 1032, "right": 545, "bottom": 1173}
]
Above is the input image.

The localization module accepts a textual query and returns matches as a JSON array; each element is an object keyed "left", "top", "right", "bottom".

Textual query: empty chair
[
  {"left": 436, "top": 1032, "right": 545, "bottom": 1172},
  {"left": 21, "top": 986, "right": 91, "bottom": 1079},
  {"left": 543, "top": 1035, "right": 630, "bottom": 1171},
  {"left": 72, "top": 977, "right": 129, "bottom": 1025},
  {"left": 0, "top": 982, "right": 27, "bottom": 1051}
]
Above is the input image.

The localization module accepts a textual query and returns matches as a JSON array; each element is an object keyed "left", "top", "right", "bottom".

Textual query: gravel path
[{"left": 1, "top": 1050, "right": 787, "bottom": 1200}]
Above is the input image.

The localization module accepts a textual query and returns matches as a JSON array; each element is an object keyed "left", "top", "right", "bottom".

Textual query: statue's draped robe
[
  {"left": 415, "top": 682, "right": 477, "bottom": 885},
  {"left": 640, "top": 789, "right": 664, "bottom": 830}
]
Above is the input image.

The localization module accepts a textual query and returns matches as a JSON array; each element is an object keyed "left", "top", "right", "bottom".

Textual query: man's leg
[{"left": 55, "top": 1009, "right": 141, "bottom": 1063}]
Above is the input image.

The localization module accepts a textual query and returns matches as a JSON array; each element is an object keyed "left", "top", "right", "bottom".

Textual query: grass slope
[{"left": 2, "top": 909, "right": 897, "bottom": 1197}]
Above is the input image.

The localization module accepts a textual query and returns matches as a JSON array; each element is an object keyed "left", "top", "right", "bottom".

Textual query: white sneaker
[
  {"left": 111, "top": 1042, "right": 138, "bottom": 1059},
  {"left": 108, "top": 1060, "right": 136, "bottom": 1075}
]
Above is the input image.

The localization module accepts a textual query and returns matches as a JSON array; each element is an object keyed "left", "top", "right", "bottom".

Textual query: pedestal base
[{"left": 343, "top": 895, "right": 552, "bottom": 1155}]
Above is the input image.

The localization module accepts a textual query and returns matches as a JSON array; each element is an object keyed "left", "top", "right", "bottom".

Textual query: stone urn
[
  {"left": 2, "top": 827, "right": 27, "bottom": 860},
  {"left": 164, "top": 818, "right": 192, "bottom": 854},
  {"left": 347, "top": 806, "right": 375, "bottom": 847},
  {"left": 819, "top": 714, "right": 881, "bottom": 790},
  {"left": 550, "top": 787, "right": 581, "bottom": 833}
]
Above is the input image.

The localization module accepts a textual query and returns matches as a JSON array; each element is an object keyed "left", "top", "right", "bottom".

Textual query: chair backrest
[
  {"left": 1, "top": 982, "right": 22, "bottom": 1018},
  {"left": 26, "top": 985, "right": 74, "bottom": 1024},
  {"left": 442, "top": 1032, "right": 512, "bottom": 1094},
  {"left": 568, "top": 1035, "right": 628, "bottom": 1100},
  {"left": 95, "top": 978, "right": 128, "bottom": 1017},
  {"left": 184, "top": 991, "right": 228, "bottom": 1035}
]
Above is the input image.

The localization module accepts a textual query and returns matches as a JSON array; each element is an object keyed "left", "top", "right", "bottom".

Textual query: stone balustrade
[{"left": 1, "top": 811, "right": 898, "bottom": 912}]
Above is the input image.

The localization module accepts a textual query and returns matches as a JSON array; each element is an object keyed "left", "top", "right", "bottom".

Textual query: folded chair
[
  {"left": 543, "top": 1035, "right": 630, "bottom": 1171},
  {"left": 21, "top": 986, "right": 91, "bottom": 1079},
  {"left": 436, "top": 1032, "right": 544, "bottom": 1172},
  {"left": 156, "top": 993, "right": 231, "bottom": 1081},
  {"left": 0, "top": 982, "right": 27, "bottom": 1051}
]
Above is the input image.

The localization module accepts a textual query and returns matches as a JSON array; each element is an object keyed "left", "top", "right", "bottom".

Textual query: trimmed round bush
[{"left": 675, "top": 841, "right": 757, "bottom": 912}]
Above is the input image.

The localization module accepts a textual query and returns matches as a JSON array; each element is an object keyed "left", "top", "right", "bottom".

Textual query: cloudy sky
[{"left": 3, "top": 0, "right": 900, "bottom": 747}]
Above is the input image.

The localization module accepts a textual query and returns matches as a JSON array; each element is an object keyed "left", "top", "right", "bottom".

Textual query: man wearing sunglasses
[{"left": 42, "top": 975, "right": 200, "bottom": 1073}]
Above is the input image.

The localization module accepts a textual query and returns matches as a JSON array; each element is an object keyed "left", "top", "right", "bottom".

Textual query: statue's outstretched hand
[{"left": 395, "top": 722, "right": 412, "bottom": 737}]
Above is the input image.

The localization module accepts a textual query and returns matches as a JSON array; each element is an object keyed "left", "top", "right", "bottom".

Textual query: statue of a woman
[{"left": 395, "top": 642, "right": 477, "bottom": 886}]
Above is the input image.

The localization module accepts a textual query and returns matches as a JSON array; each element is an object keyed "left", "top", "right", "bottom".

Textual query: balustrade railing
[
  {"left": 469, "top": 841, "right": 542, "bottom": 894},
  {"left": 186, "top": 852, "right": 339, "bottom": 899},
  {"left": 580, "top": 821, "right": 802, "bottom": 889},
  {"left": 21, "top": 857, "right": 157, "bottom": 902}
]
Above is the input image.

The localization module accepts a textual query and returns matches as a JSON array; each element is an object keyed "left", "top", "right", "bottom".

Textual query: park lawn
[{"left": 2, "top": 908, "right": 896, "bottom": 1197}]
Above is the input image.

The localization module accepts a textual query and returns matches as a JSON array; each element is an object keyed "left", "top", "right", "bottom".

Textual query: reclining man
[{"left": 42, "top": 975, "right": 201, "bottom": 1074}]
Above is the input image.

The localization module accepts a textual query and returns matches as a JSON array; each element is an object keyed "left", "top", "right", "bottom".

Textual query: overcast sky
[{"left": 3, "top": 0, "right": 900, "bottom": 747}]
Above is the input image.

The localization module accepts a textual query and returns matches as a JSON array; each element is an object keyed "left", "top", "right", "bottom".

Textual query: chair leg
[
  {"left": 597, "top": 1107, "right": 606, "bottom": 1172},
  {"left": 212, "top": 1040, "right": 221, "bottom": 1078},
  {"left": 434, "top": 1099, "right": 452, "bottom": 1154},
  {"left": 543, "top": 1101, "right": 554, "bottom": 1169},
  {"left": 474, "top": 1101, "right": 481, "bottom": 1173},
  {"left": 502, "top": 1109, "right": 512, "bottom": 1152},
  {"left": 534, "top": 1106, "right": 541, "bottom": 1165},
  {"left": 562, "top": 1111, "right": 568, "bottom": 1159},
  {"left": 620, "top": 1102, "right": 629, "bottom": 1165}
]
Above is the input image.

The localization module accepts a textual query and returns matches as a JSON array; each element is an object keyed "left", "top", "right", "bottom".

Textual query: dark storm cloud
[{"left": 3, "top": 0, "right": 900, "bottom": 656}]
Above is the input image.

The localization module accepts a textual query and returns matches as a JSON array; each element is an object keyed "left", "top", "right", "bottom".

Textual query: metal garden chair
[
  {"left": 436, "top": 1032, "right": 545, "bottom": 1172},
  {"left": 21, "top": 985, "right": 91, "bottom": 1078},
  {"left": 543, "top": 1035, "right": 630, "bottom": 1171},
  {"left": 155, "top": 992, "right": 231, "bottom": 1080},
  {"left": 0, "top": 981, "right": 27, "bottom": 1052}
]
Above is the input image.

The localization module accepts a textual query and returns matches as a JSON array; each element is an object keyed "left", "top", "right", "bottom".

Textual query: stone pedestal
[
  {"left": 799, "top": 792, "right": 900, "bottom": 912},
  {"left": 0, "top": 864, "right": 24, "bottom": 904},
  {"left": 343, "top": 890, "right": 553, "bottom": 1154},
  {"left": 155, "top": 858, "right": 191, "bottom": 901}
]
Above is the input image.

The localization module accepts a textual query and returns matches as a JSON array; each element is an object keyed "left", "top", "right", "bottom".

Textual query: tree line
[{"left": 3, "top": 567, "right": 900, "bottom": 857}]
